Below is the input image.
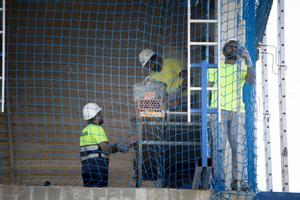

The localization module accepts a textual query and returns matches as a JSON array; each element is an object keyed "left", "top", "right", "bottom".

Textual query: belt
[{"left": 81, "top": 153, "right": 109, "bottom": 161}]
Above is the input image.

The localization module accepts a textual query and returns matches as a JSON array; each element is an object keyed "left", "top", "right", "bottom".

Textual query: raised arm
[{"left": 240, "top": 47, "right": 255, "bottom": 85}]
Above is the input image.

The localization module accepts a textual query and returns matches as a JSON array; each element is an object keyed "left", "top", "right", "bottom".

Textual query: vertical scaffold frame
[
  {"left": 261, "top": 33, "right": 273, "bottom": 191},
  {"left": 187, "top": 0, "right": 221, "bottom": 124},
  {"left": 1, "top": 0, "right": 5, "bottom": 112},
  {"left": 277, "top": 0, "right": 289, "bottom": 192},
  {"left": 187, "top": 0, "right": 221, "bottom": 169}
]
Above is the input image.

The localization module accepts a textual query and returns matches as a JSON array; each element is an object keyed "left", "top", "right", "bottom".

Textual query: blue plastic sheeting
[
  {"left": 243, "top": 0, "right": 257, "bottom": 192},
  {"left": 255, "top": 0, "right": 273, "bottom": 45}
]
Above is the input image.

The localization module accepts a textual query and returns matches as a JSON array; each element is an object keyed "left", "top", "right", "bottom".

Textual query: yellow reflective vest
[
  {"left": 150, "top": 58, "right": 185, "bottom": 95},
  {"left": 80, "top": 124, "right": 108, "bottom": 147},
  {"left": 208, "top": 62, "right": 247, "bottom": 113}
]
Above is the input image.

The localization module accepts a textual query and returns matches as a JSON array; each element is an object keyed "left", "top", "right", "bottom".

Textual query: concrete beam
[{"left": 0, "top": 186, "right": 212, "bottom": 200}]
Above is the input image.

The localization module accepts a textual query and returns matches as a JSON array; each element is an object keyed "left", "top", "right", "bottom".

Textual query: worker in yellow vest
[
  {"left": 80, "top": 103, "right": 130, "bottom": 187},
  {"left": 208, "top": 39, "right": 254, "bottom": 191},
  {"left": 138, "top": 49, "right": 188, "bottom": 110}
]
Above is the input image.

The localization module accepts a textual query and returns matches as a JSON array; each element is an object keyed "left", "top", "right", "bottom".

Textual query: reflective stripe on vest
[
  {"left": 81, "top": 153, "right": 99, "bottom": 161},
  {"left": 80, "top": 144, "right": 109, "bottom": 161},
  {"left": 80, "top": 145, "right": 98, "bottom": 152},
  {"left": 81, "top": 153, "right": 109, "bottom": 161}
]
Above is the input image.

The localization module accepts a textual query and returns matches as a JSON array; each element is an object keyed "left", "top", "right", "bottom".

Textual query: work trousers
[
  {"left": 81, "top": 157, "right": 109, "bottom": 187},
  {"left": 210, "top": 110, "right": 247, "bottom": 190}
]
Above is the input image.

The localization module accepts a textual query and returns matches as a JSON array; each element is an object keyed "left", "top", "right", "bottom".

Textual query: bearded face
[
  {"left": 95, "top": 112, "right": 104, "bottom": 125},
  {"left": 223, "top": 41, "right": 238, "bottom": 61}
]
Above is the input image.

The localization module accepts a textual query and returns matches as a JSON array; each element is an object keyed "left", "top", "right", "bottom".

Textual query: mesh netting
[{"left": 0, "top": 0, "right": 272, "bottom": 196}]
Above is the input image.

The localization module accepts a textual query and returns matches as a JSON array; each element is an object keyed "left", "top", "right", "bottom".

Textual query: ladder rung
[
  {"left": 169, "top": 111, "right": 199, "bottom": 116},
  {"left": 142, "top": 141, "right": 201, "bottom": 146},
  {"left": 190, "top": 19, "right": 218, "bottom": 23},
  {"left": 0, "top": 8, "right": 2, "bottom": 11},
  {"left": 191, "top": 63, "right": 218, "bottom": 68},
  {"left": 190, "top": 42, "right": 218, "bottom": 46},
  {"left": 191, "top": 108, "right": 218, "bottom": 114},
  {"left": 140, "top": 121, "right": 200, "bottom": 126},
  {"left": 207, "top": 87, "right": 218, "bottom": 91},
  {"left": 190, "top": 87, "right": 218, "bottom": 91},
  {"left": 0, "top": 31, "right": 3, "bottom": 34},
  {"left": 190, "top": 87, "right": 201, "bottom": 91}
]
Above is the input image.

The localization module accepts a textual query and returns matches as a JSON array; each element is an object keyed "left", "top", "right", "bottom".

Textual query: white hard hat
[
  {"left": 139, "top": 49, "right": 155, "bottom": 67},
  {"left": 224, "top": 38, "right": 238, "bottom": 46},
  {"left": 82, "top": 103, "right": 103, "bottom": 121},
  {"left": 226, "top": 38, "right": 237, "bottom": 42},
  {"left": 223, "top": 38, "right": 238, "bottom": 53}
]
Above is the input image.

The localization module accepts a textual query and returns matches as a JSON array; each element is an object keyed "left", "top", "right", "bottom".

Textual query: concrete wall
[{"left": 0, "top": 186, "right": 213, "bottom": 200}]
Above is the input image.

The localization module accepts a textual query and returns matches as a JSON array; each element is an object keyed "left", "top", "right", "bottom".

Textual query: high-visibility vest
[
  {"left": 150, "top": 58, "right": 185, "bottom": 94},
  {"left": 208, "top": 62, "right": 247, "bottom": 113},
  {"left": 80, "top": 124, "right": 109, "bottom": 161}
]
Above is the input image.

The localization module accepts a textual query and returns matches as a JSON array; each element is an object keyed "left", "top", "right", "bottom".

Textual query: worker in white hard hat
[
  {"left": 208, "top": 39, "right": 254, "bottom": 191},
  {"left": 80, "top": 103, "right": 130, "bottom": 187},
  {"left": 138, "top": 49, "right": 187, "bottom": 110}
]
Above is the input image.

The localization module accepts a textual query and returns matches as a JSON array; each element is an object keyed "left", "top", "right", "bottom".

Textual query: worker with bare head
[
  {"left": 80, "top": 103, "right": 131, "bottom": 187},
  {"left": 208, "top": 39, "right": 254, "bottom": 191},
  {"left": 139, "top": 49, "right": 188, "bottom": 110}
]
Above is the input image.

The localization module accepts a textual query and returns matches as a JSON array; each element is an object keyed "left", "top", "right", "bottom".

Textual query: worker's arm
[
  {"left": 168, "top": 75, "right": 187, "bottom": 108},
  {"left": 111, "top": 143, "right": 130, "bottom": 153},
  {"left": 171, "top": 69, "right": 188, "bottom": 100},
  {"left": 100, "top": 141, "right": 118, "bottom": 154},
  {"left": 245, "top": 64, "right": 254, "bottom": 85},
  {"left": 99, "top": 141, "right": 120, "bottom": 154},
  {"left": 239, "top": 47, "right": 255, "bottom": 85},
  {"left": 100, "top": 141, "right": 130, "bottom": 154},
  {"left": 179, "top": 69, "right": 188, "bottom": 91}
]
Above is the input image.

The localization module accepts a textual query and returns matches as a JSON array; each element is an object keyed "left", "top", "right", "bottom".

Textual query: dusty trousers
[{"left": 210, "top": 110, "right": 248, "bottom": 190}]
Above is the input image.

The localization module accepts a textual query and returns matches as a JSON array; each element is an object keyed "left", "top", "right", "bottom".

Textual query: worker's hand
[
  {"left": 238, "top": 47, "right": 253, "bottom": 66},
  {"left": 130, "top": 134, "right": 138, "bottom": 146}
]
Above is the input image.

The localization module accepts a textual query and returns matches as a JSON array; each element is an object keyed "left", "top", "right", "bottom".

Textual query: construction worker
[
  {"left": 138, "top": 49, "right": 187, "bottom": 110},
  {"left": 80, "top": 103, "right": 130, "bottom": 187},
  {"left": 208, "top": 39, "right": 254, "bottom": 191}
]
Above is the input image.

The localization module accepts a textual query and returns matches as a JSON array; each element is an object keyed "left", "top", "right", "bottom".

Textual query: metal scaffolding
[
  {"left": 277, "top": 0, "right": 289, "bottom": 192},
  {"left": 1, "top": 0, "right": 5, "bottom": 112},
  {"left": 260, "top": 33, "right": 273, "bottom": 192}
]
